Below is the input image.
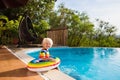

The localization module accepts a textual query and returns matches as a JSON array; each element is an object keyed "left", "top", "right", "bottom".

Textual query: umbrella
[{"left": 0, "top": 0, "right": 29, "bottom": 9}]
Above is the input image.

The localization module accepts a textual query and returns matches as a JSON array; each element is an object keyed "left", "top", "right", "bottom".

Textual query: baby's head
[{"left": 42, "top": 38, "right": 53, "bottom": 50}]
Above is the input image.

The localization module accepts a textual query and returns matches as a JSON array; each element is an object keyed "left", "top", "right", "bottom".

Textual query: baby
[{"left": 36, "top": 38, "right": 55, "bottom": 62}]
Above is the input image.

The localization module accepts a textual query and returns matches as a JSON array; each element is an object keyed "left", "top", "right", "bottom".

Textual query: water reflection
[{"left": 94, "top": 48, "right": 118, "bottom": 58}]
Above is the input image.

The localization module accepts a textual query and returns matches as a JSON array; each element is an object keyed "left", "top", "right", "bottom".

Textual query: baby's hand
[
  {"left": 35, "top": 60, "right": 40, "bottom": 63},
  {"left": 34, "top": 58, "right": 42, "bottom": 63}
]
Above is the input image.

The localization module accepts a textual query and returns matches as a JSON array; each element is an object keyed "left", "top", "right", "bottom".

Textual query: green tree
[
  {"left": 49, "top": 3, "right": 94, "bottom": 46},
  {"left": 94, "top": 19, "right": 117, "bottom": 47},
  {"left": 0, "top": 0, "right": 56, "bottom": 40}
]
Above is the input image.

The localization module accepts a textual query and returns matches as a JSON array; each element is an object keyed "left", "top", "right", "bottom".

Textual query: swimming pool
[{"left": 27, "top": 47, "right": 120, "bottom": 80}]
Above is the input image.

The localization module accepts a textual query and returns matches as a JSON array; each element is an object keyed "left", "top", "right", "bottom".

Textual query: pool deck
[
  {"left": 0, "top": 45, "right": 75, "bottom": 80},
  {"left": 0, "top": 46, "right": 44, "bottom": 80}
]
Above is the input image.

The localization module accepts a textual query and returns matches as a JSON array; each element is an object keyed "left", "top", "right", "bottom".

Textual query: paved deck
[{"left": 0, "top": 46, "right": 44, "bottom": 80}]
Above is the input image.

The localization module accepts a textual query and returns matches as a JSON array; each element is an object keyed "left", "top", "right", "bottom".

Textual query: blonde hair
[{"left": 42, "top": 38, "right": 53, "bottom": 45}]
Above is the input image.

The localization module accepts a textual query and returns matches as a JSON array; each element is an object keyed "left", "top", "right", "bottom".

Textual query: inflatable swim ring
[{"left": 27, "top": 57, "right": 60, "bottom": 72}]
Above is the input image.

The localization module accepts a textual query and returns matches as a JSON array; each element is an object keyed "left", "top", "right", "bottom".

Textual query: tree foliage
[
  {"left": 0, "top": 15, "right": 20, "bottom": 44},
  {"left": 0, "top": 2, "right": 120, "bottom": 47},
  {"left": 48, "top": 4, "right": 95, "bottom": 46}
]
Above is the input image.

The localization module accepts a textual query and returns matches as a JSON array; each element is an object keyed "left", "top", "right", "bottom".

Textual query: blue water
[{"left": 27, "top": 47, "right": 120, "bottom": 80}]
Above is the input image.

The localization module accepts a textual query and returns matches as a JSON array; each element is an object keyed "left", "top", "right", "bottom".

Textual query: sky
[{"left": 55, "top": 0, "right": 120, "bottom": 35}]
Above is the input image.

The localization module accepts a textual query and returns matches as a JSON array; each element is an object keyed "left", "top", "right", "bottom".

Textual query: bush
[{"left": 0, "top": 15, "right": 19, "bottom": 45}]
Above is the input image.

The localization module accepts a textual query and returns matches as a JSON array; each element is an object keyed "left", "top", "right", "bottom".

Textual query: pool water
[{"left": 27, "top": 47, "right": 120, "bottom": 80}]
